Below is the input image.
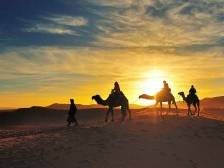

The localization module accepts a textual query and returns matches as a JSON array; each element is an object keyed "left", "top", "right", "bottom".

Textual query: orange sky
[
  {"left": 0, "top": 47, "right": 223, "bottom": 108},
  {"left": 0, "top": 0, "right": 224, "bottom": 108}
]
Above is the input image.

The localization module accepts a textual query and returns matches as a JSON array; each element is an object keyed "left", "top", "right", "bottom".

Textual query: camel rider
[
  {"left": 111, "top": 81, "right": 124, "bottom": 98},
  {"left": 189, "top": 85, "right": 196, "bottom": 95},
  {"left": 114, "top": 81, "right": 121, "bottom": 93},
  {"left": 163, "top": 80, "right": 171, "bottom": 93}
]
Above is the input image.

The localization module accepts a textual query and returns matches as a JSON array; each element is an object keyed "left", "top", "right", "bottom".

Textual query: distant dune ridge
[
  {"left": 200, "top": 96, "right": 224, "bottom": 109},
  {"left": 47, "top": 103, "right": 102, "bottom": 110},
  {"left": 0, "top": 96, "right": 223, "bottom": 128},
  {"left": 47, "top": 103, "right": 145, "bottom": 110},
  {"left": 47, "top": 96, "right": 224, "bottom": 110}
]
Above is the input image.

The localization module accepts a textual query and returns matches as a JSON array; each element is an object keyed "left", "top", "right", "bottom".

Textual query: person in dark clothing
[
  {"left": 112, "top": 81, "right": 121, "bottom": 93},
  {"left": 110, "top": 81, "right": 125, "bottom": 100},
  {"left": 189, "top": 85, "right": 197, "bottom": 95},
  {"left": 67, "top": 99, "right": 78, "bottom": 127},
  {"left": 112, "top": 82, "right": 125, "bottom": 95},
  {"left": 163, "top": 80, "right": 171, "bottom": 93}
]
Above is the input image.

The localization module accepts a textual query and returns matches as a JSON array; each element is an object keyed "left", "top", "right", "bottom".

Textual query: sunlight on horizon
[{"left": 137, "top": 69, "right": 176, "bottom": 106}]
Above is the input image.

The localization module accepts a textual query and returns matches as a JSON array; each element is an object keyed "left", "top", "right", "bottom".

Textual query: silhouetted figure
[
  {"left": 111, "top": 81, "right": 125, "bottom": 98},
  {"left": 111, "top": 81, "right": 121, "bottom": 94},
  {"left": 92, "top": 81, "right": 131, "bottom": 122},
  {"left": 178, "top": 91, "right": 200, "bottom": 116},
  {"left": 92, "top": 93, "right": 131, "bottom": 122},
  {"left": 163, "top": 80, "right": 171, "bottom": 93},
  {"left": 139, "top": 80, "right": 178, "bottom": 115},
  {"left": 67, "top": 99, "right": 78, "bottom": 127},
  {"left": 189, "top": 85, "right": 196, "bottom": 95}
]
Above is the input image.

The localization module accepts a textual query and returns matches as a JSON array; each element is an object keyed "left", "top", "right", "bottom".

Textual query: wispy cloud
[
  {"left": 0, "top": 45, "right": 223, "bottom": 106},
  {"left": 89, "top": 0, "right": 224, "bottom": 49},
  {"left": 25, "top": 24, "right": 78, "bottom": 35},
  {"left": 89, "top": 0, "right": 134, "bottom": 7},
  {"left": 25, "top": 15, "right": 88, "bottom": 35},
  {"left": 46, "top": 15, "right": 88, "bottom": 27}
]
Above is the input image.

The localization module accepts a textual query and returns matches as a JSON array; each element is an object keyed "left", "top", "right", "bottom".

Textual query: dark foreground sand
[{"left": 1, "top": 108, "right": 224, "bottom": 168}]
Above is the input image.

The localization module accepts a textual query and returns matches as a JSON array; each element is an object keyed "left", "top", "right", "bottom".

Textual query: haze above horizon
[{"left": 0, "top": 0, "right": 224, "bottom": 108}]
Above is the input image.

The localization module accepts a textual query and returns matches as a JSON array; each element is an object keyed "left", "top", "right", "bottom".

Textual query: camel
[
  {"left": 92, "top": 94, "right": 131, "bottom": 122},
  {"left": 139, "top": 91, "right": 178, "bottom": 113},
  {"left": 178, "top": 92, "right": 200, "bottom": 116}
]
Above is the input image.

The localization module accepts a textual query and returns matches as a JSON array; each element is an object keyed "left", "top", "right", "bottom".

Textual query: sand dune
[{"left": 1, "top": 107, "right": 224, "bottom": 168}]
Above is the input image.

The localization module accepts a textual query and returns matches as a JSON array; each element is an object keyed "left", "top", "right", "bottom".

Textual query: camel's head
[
  {"left": 91, "top": 95, "right": 106, "bottom": 105},
  {"left": 139, "top": 94, "right": 154, "bottom": 100},
  {"left": 139, "top": 94, "right": 144, "bottom": 99},
  {"left": 92, "top": 95, "right": 100, "bottom": 100},
  {"left": 178, "top": 92, "right": 184, "bottom": 96}
]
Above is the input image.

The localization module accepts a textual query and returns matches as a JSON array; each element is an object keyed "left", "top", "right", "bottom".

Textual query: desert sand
[{"left": 1, "top": 108, "right": 224, "bottom": 168}]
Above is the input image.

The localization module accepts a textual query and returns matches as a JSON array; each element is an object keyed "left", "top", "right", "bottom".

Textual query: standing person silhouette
[{"left": 67, "top": 99, "right": 78, "bottom": 127}]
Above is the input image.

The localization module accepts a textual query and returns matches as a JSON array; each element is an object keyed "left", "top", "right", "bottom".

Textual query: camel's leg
[
  {"left": 111, "top": 108, "right": 114, "bottom": 122},
  {"left": 187, "top": 105, "right": 191, "bottom": 116},
  {"left": 174, "top": 101, "right": 178, "bottom": 110},
  {"left": 193, "top": 103, "right": 197, "bottom": 115},
  {"left": 105, "top": 108, "right": 112, "bottom": 122},
  {"left": 160, "top": 102, "right": 163, "bottom": 116},
  {"left": 128, "top": 108, "right": 132, "bottom": 120},
  {"left": 154, "top": 101, "right": 158, "bottom": 109},
  {"left": 173, "top": 101, "right": 178, "bottom": 116},
  {"left": 154, "top": 101, "right": 159, "bottom": 116},
  {"left": 121, "top": 106, "right": 127, "bottom": 122},
  {"left": 168, "top": 101, "right": 171, "bottom": 115},
  {"left": 189, "top": 105, "right": 193, "bottom": 116},
  {"left": 197, "top": 102, "right": 200, "bottom": 117}
]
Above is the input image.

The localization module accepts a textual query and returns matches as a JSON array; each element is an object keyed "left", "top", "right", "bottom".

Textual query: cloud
[
  {"left": 25, "top": 24, "right": 78, "bottom": 35},
  {"left": 46, "top": 15, "right": 88, "bottom": 27},
  {"left": 0, "top": 45, "right": 223, "bottom": 106},
  {"left": 1, "top": 0, "right": 224, "bottom": 107},
  {"left": 1, "top": 46, "right": 223, "bottom": 82},
  {"left": 24, "top": 15, "right": 88, "bottom": 35},
  {"left": 89, "top": 0, "right": 224, "bottom": 50},
  {"left": 89, "top": 0, "right": 134, "bottom": 7}
]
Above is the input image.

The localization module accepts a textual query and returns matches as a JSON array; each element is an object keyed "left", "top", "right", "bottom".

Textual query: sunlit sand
[{"left": 1, "top": 107, "right": 224, "bottom": 168}]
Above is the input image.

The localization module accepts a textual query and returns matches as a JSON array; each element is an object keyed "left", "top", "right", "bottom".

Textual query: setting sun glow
[
  {"left": 0, "top": 0, "right": 224, "bottom": 108},
  {"left": 137, "top": 69, "right": 175, "bottom": 106},
  {"left": 142, "top": 70, "right": 166, "bottom": 95}
]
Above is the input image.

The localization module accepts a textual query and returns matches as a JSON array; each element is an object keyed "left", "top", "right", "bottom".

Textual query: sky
[{"left": 0, "top": 0, "right": 224, "bottom": 108}]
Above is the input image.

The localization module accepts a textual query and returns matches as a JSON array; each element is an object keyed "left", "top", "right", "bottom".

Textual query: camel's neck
[
  {"left": 94, "top": 96, "right": 108, "bottom": 106},
  {"left": 180, "top": 94, "right": 187, "bottom": 101}
]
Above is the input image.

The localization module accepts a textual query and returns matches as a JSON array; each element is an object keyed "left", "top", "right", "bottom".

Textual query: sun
[
  {"left": 137, "top": 69, "right": 172, "bottom": 105},
  {"left": 141, "top": 69, "right": 168, "bottom": 95}
]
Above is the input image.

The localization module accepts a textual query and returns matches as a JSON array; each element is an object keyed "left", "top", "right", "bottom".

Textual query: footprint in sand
[
  {"left": 172, "top": 153, "right": 182, "bottom": 161},
  {"left": 159, "top": 151, "right": 168, "bottom": 157},
  {"left": 189, "top": 159, "right": 198, "bottom": 168},
  {"left": 219, "top": 136, "right": 224, "bottom": 141},
  {"left": 53, "top": 155, "right": 60, "bottom": 160},
  {"left": 78, "top": 160, "right": 91, "bottom": 168}
]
